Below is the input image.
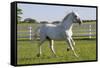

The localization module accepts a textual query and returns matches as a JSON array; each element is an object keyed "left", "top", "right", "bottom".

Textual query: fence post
[
  {"left": 29, "top": 26, "right": 32, "bottom": 40},
  {"left": 89, "top": 25, "right": 91, "bottom": 39}
]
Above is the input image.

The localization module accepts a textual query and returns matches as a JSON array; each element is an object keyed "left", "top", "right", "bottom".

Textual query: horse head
[{"left": 71, "top": 12, "right": 82, "bottom": 25}]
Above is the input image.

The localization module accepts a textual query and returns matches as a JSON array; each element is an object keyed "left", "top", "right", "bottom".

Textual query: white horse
[{"left": 37, "top": 12, "right": 82, "bottom": 57}]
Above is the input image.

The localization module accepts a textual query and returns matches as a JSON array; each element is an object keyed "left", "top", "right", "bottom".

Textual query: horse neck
[{"left": 61, "top": 17, "right": 73, "bottom": 30}]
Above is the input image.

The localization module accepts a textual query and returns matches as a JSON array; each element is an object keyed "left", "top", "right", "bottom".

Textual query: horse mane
[{"left": 62, "top": 12, "right": 72, "bottom": 23}]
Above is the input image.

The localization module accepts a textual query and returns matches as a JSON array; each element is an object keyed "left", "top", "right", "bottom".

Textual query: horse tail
[
  {"left": 33, "top": 24, "right": 46, "bottom": 40},
  {"left": 33, "top": 26, "right": 40, "bottom": 40}
]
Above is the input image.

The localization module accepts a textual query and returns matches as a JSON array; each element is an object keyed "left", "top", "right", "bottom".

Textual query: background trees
[
  {"left": 23, "top": 18, "right": 37, "bottom": 23},
  {"left": 17, "top": 8, "right": 23, "bottom": 23}
]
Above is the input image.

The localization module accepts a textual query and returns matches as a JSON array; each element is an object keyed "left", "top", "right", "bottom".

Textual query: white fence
[{"left": 17, "top": 24, "right": 96, "bottom": 40}]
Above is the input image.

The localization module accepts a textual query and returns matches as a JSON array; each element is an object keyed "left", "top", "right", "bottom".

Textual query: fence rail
[{"left": 17, "top": 23, "right": 96, "bottom": 40}]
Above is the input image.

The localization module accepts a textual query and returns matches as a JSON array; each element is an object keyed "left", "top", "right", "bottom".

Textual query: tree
[
  {"left": 52, "top": 21, "right": 60, "bottom": 24},
  {"left": 17, "top": 8, "right": 23, "bottom": 23},
  {"left": 40, "top": 21, "right": 49, "bottom": 24},
  {"left": 24, "top": 18, "right": 37, "bottom": 23}
]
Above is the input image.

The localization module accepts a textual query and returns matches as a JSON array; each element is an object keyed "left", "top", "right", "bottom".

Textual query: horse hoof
[
  {"left": 37, "top": 54, "right": 40, "bottom": 57},
  {"left": 67, "top": 48, "right": 70, "bottom": 51},
  {"left": 75, "top": 55, "right": 79, "bottom": 58}
]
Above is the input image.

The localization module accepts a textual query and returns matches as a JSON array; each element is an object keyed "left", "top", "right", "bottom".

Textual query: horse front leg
[
  {"left": 66, "top": 37, "right": 79, "bottom": 57},
  {"left": 70, "top": 37, "right": 75, "bottom": 46},
  {"left": 67, "top": 37, "right": 75, "bottom": 51},
  {"left": 49, "top": 40, "right": 57, "bottom": 57}
]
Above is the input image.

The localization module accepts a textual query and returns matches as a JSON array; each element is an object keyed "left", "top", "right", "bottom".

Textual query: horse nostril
[{"left": 79, "top": 20, "right": 82, "bottom": 25}]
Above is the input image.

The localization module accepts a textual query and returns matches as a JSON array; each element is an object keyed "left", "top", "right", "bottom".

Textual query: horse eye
[{"left": 75, "top": 15, "right": 77, "bottom": 17}]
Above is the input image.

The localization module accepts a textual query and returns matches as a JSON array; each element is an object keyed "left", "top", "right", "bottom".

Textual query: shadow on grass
[{"left": 17, "top": 37, "right": 96, "bottom": 41}]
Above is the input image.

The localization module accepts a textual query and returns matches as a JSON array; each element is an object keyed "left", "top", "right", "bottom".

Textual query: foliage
[
  {"left": 52, "top": 21, "right": 61, "bottom": 24},
  {"left": 17, "top": 8, "right": 23, "bottom": 23},
  {"left": 83, "top": 20, "right": 96, "bottom": 23},
  {"left": 23, "top": 18, "right": 37, "bottom": 23},
  {"left": 40, "top": 21, "right": 49, "bottom": 24}
]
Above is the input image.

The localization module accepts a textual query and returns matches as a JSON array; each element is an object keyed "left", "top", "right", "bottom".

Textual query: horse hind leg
[
  {"left": 48, "top": 39, "right": 57, "bottom": 57},
  {"left": 37, "top": 36, "right": 46, "bottom": 57}
]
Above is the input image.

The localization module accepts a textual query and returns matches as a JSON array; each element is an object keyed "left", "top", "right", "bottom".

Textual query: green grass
[
  {"left": 17, "top": 21, "right": 97, "bottom": 65},
  {"left": 17, "top": 39, "right": 97, "bottom": 65}
]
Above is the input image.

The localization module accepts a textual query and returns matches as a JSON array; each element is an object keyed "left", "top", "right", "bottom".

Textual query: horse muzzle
[
  {"left": 79, "top": 20, "right": 82, "bottom": 25},
  {"left": 77, "top": 18, "right": 82, "bottom": 25}
]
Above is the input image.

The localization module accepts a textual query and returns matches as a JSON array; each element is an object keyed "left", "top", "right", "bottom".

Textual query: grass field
[
  {"left": 17, "top": 21, "right": 97, "bottom": 65},
  {"left": 17, "top": 39, "right": 97, "bottom": 65}
]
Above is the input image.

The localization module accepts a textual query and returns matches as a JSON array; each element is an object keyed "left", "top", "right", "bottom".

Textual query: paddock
[
  {"left": 17, "top": 21, "right": 96, "bottom": 40},
  {"left": 17, "top": 21, "right": 97, "bottom": 65}
]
